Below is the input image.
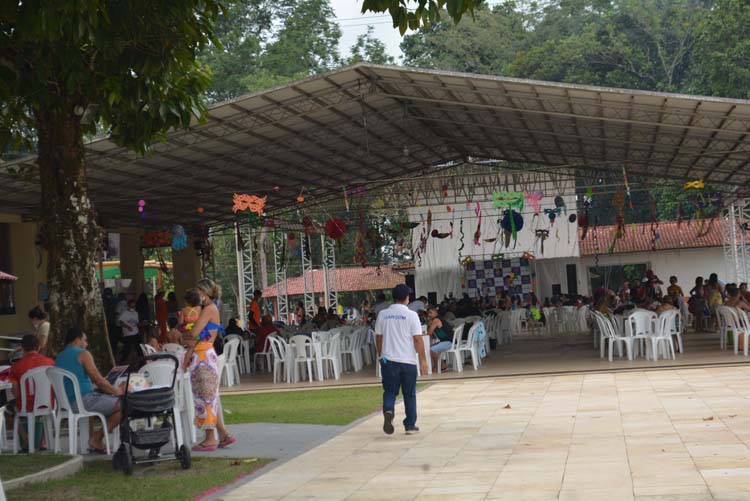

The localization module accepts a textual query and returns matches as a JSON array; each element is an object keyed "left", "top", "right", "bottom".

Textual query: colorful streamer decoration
[
  {"left": 525, "top": 191, "right": 544, "bottom": 216},
  {"left": 500, "top": 210, "right": 524, "bottom": 248},
  {"left": 232, "top": 194, "right": 266, "bottom": 215},
  {"left": 683, "top": 180, "right": 705, "bottom": 190},
  {"left": 535, "top": 229, "right": 550, "bottom": 255}
]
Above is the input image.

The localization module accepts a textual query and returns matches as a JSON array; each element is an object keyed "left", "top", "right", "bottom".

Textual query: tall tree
[
  {"left": 0, "top": 2, "right": 221, "bottom": 365},
  {"left": 347, "top": 26, "right": 396, "bottom": 65},
  {"left": 199, "top": 0, "right": 278, "bottom": 101}
]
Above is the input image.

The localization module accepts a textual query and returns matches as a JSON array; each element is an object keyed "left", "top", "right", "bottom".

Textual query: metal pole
[
  {"left": 301, "top": 233, "right": 315, "bottom": 318},
  {"left": 234, "top": 222, "right": 248, "bottom": 329},
  {"left": 273, "top": 231, "right": 289, "bottom": 323}
]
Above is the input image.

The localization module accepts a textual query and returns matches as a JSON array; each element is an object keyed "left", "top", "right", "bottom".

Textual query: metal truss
[
  {"left": 301, "top": 233, "right": 316, "bottom": 318},
  {"left": 234, "top": 221, "right": 255, "bottom": 328},
  {"left": 273, "top": 231, "right": 289, "bottom": 323},
  {"left": 321, "top": 236, "right": 338, "bottom": 311},
  {"left": 723, "top": 200, "right": 750, "bottom": 283}
]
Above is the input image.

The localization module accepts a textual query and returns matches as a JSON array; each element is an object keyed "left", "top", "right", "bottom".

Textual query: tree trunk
[{"left": 35, "top": 104, "right": 114, "bottom": 369}]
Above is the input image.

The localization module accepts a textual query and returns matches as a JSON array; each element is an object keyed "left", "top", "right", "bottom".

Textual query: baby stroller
[{"left": 112, "top": 353, "right": 191, "bottom": 475}]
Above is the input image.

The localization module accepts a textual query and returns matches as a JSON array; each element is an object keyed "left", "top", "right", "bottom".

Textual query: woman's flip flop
[
  {"left": 192, "top": 444, "right": 217, "bottom": 452},
  {"left": 219, "top": 435, "right": 237, "bottom": 448}
]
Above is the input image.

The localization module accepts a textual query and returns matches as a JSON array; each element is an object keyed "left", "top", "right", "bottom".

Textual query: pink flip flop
[
  {"left": 219, "top": 435, "right": 237, "bottom": 448},
  {"left": 193, "top": 444, "right": 217, "bottom": 452}
]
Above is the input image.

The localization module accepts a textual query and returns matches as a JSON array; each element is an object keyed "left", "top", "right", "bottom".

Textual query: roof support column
[
  {"left": 273, "top": 231, "right": 289, "bottom": 323},
  {"left": 301, "top": 233, "right": 315, "bottom": 318},
  {"left": 234, "top": 221, "right": 255, "bottom": 329},
  {"left": 321, "top": 236, "right": 338, "bottom": 312},
  {"left": 724, "top": 201, "right": 750, "bottom": 283}
]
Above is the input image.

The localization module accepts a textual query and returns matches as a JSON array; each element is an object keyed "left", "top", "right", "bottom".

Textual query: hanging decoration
[
  {"left": 138, "top": 199, "right": 147, "bottom": 219},
  {"left": 500, "top": 210, "right": 524, "bottom": 248},
  {"left": 458, "top": 219, "right": 465, "bottom": 263},
  {"left": 609, "top": 190, "right": 627, "bottom": 253},
  {"left": 473, "top": 202, "right": 482, "bottom": 245},
  {"left": 535, "top": 229, "right": 550, "bottom": 255},
  {"left": 568, "top": 213, "right": 577, "bottom": 223},
  {"left": 343, "top": 187, "right": 350, "bottom": 212},
  {"left": 431, "top": 222, "right": 453, "bottom": 239},
  {"left": 521, "top": 251, "right": 535, "bottom": 261},
  {"left": 324, "top": 218, "right": 347, "bottom": 241},
  {"left": 143, "top": 230, "right": 171, "bottom": 248},
  {"left": 171, "top": 225, "right": 188, "bottom": 251},
  {"left": 296, "top": 195, "right": 305, "bottom": 203},
  {"left": 492, "top": 191, "right": 524, "bottom": 211},
  {"left": 683, "top": 180, "right": 705, "bottom": 190},
  {"left": 197, "top": 207, "right": 204, "bottom": 214},
  {"left": 232, "top": 194, "right": 266, "bottom": 215},
  {"left": 622, "top": 167, "right": 634, "bottom": 209},
  {"left": 554, "top": 195, "right": 567, "bottom": 213},
  {"left": 649, "top": 196, "right": 659, "bottom": 251},
  {"left": 247, "top": 212, "right": 264, "bottom": 229},
  {"left": 579, "top": 193, "right": 592, "bottom": 240},
  {"left": 525, "top": 191, "right": 544, "bottom": 217},
  {"left": 353, "top": 230, "right": 367, "bottom": 268},
  {"left": 544, "top": 207, "right": 562, "bottom": 224}
]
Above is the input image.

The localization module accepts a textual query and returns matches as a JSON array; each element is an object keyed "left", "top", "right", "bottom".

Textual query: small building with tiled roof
[
  {"left": 538, "top": 220, "right": 726, "bottom": 299},
  {"left": 262, "top": 265, "right": 405, "bottom": 298}
]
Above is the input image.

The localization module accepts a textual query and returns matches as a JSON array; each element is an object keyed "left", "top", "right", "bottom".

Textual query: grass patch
[
  {"left": 10, "top": 457, "right": 273, "bottom": 501},
  {"left": 222, "top": 384, "right": 425, "bottom": 426},
  {"left": 0, "top": 454, "right": 72, "bottom": 481}
]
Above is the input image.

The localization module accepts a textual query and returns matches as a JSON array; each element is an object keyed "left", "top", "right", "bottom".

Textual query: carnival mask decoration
[{"left": 535, "top": 229, "right": 550, "bottom": 255}]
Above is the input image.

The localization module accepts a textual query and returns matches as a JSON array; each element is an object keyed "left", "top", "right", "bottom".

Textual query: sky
[{"left": 330, "top": 0, "right": 405, "bottom": 62}]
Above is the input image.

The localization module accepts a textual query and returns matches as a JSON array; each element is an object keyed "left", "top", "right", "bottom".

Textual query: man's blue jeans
[{"left": 380, "top": 359, "right": 417, "bottom": 428}]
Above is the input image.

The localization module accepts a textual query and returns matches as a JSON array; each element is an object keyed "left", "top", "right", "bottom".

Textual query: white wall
[{"left": 408, "top": 172, "right": 579, "bottom": 298}]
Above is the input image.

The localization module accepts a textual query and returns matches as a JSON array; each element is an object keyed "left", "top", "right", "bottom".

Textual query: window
[{"left": 588, "top": 263, "right": 649, "bottom": 293}]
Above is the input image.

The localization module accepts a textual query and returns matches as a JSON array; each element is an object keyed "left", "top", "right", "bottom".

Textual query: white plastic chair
[
  {"left": 140, "top": 344, "right": 157, "bottom": 357},
  {"left": 593, "top": 312, "right": 633, "bottom": 361},
  {"left": 725, "top": 307, "right": 750, "bottom": 356},
  {"left": 268, "top": 337, "right": 291, "bottom": 384},
  {"left": 456, "top": 323, "right": 481, "bottom": 370},
  {"left": 221, "top": 338, "right": 241, "bottom": 387},
  {"left": 652, "top": 311, "right": 678, "bottom": 361},
  {"left": 253, "top": 335, "right": 274, "bottom": 373},
  {"left": 162, "top": 343, "right": 184, "bottom": 356},
  {"left": 13, "top": 366, "right": 55, "bottom": 454},
  {"left": 438, "top": 324, "right": 465, "bottom": 373},
  {"left": 46, "top": 367, "right": 111, "bottom": 455},
  {"left": 319, "top": 333, "right": 342, "bottom": 380},
  {"left": 289, "top": 335, "right": 316, "bottom": 383},
  {"left": 0, "top": 404, "right": 6, "bottom": 452},
  {"left": 340, "top": 331, "right": 364, "bottom": 372},
  {"left": 627, "top": 309, "right": 658, "bottom": 358}
]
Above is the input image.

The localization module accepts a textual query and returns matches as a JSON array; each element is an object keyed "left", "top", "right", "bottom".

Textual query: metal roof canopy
[{"left": 3, "top": 63, "right": 750, "bottom": 228}]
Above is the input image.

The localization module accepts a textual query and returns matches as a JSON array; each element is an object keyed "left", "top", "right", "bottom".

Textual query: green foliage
[
  {"left": 360, "top": 0, "right": 483, "bottom": 35},
  {"left": 13, "top": 457, "right": 273, "bottom": 501},
  {"left": 347, "top": 26, "right": 396, "bottom": 65},
  {"left": 0, "top": 1, "right": 222, "bottom": 154}
]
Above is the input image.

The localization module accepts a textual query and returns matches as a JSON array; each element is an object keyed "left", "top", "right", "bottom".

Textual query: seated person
[
  {"left": 225, "top": 318, "right": 243, "bottom": 337},
  {"left": 426, "top": 307, "right": 454, "bottom": 371},
  {"left": 165, "top": 317, "right": 181, "bottom": 344},
  {"left": 9, "top": 334, "right": 54, "bottom": 449},
  {"left": 146, "top": 332, "right": 161, "bottom": 352},
  {"left": 54, "top": 327, "right": 121, "bottom": 453},
  {"left": 655, "top": 296, "right": 677, "bottom": 316},
  {"left": 255, "top": 315, "right": 280, "bottom": 354},
  {"left": 725, "top": 284, "right": 750, "bottom": 312}
]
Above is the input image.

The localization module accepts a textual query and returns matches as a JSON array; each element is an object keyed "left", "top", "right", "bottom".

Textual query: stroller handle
[{"left": 129, "top": 353, "right": 180, "bottom": 389}]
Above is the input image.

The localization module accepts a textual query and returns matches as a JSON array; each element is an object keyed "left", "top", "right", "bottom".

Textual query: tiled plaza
[{"left": 223, "top": 365, "right": 750, "bottom": 500}]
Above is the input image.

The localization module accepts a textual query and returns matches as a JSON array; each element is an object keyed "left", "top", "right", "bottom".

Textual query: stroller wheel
[
  {"left": 179, "top": 445, "right": 191, "bottom": 470},
  {"left": 112, "top": 450, "right": 121, "bottom": 471},
  {"left": 122, "top": 448, "right": 134, "bottom": 475}
]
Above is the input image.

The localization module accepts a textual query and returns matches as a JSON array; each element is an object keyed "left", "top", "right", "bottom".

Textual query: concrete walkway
[
  {"left": 221, "top": 365, "right": 750, "bottom": 500},
  {"left": 192, "top": 422, "right": 342, "bottom": 460}
]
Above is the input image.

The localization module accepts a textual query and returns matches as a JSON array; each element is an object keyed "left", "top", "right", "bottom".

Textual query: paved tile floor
[{"left": 223, "top": 366, "right": 750, "bottom": 500}]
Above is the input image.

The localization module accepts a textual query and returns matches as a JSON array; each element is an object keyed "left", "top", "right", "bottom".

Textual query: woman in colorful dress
[{"left": 183, "top": 278, "right": 236, "bottom": 452}]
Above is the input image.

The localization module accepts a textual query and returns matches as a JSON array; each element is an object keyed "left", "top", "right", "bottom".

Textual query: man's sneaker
[
  {"left": 405, "top": 426, "right": 420, "bottom": 435},
  {"left": 383, "top": 411, "right": 394, "bottom": 435}
]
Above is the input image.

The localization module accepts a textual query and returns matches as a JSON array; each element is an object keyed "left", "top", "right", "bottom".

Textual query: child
[
  {"left": 146, "top": 332, "right": 162, "bottom": 352},
  {"left": 667, "top": 276, "right": 684, "bottom": 299},
  {"left": 165, "top": 317, "right": 181, "bottom": 344},
  {"left": 179, "top": 289, "right": 201, "bottom": 332}
]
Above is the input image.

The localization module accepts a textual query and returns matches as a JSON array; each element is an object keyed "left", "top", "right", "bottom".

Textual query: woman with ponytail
[{"left": 184, "top": 278, "right": 236, "bottom": 451}]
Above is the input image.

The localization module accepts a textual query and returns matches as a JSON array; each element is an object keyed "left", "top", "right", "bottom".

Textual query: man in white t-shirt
[
  {"left": 376, "top": 284, "right": 428, "bottom": 435},
  {"left": 117, "top": 299, "right": 140, "bottom": 365}
]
